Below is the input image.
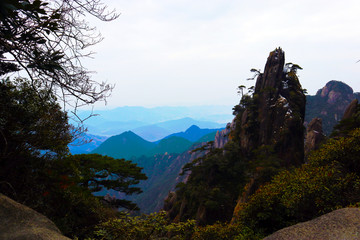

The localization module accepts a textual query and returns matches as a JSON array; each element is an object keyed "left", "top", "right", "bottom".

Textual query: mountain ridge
[
  {"left": 91, "top": 125, "right": 221, "bottom": 160},
  {"left": 161, "top": 124, "right": 224, "bottom": 142}
]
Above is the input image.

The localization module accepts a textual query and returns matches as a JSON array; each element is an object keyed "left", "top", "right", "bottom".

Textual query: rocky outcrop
[
  {"left": 264, "top": 208, "right": 360, "bottom": 240},
  {"left": 331, "top": 99, "right": 360, "bottom": 137},
  {"left": 306, "top": 81, "right": 359, "bottom": 135},
  {"left": 213, "top": 120, "right": 236, "bottom": 149},
  {"left": 0, "top": 194, "right": 70, "bottom": 240},
  {"left": 237, "top": 48, "right": 306, "bottom": 166},
  {"left": 304, "top": 117, "right": 326, "bottom": 159},
  {"left": 231, "top": 48, "right": 306, "bottom": 221},
  {"left": 318, "top": 80, "right": 354, "bottom": 105},
  {"left": 343, "top": 99, "right": 359, "bottom": 120}
]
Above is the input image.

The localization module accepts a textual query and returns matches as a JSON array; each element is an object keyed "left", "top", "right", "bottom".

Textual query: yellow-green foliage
[
  {"left": 234, "top": 129, "right": 360, "bottom": 236},
  {"left": 192, "top": 222, "right": 261, "bottom": 240},
  {"left": 92, "top": 211, "right": 196, "bottom": 240},
  {"left": 91, "top": 211, "right": 261, "bottom": 240}
]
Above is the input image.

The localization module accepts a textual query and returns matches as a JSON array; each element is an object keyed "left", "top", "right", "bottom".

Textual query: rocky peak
[
  {"left": 185, "top": 125, "right": 200, "bottom": 133},
  {"left": 255, "top": 48, "right": 285, "bottom": 93},
  {"left": 239, "top": 48, "right": 306, "bottom": 166},
  {"left": 306, "top": 81, "right": 359, "bottom": 136},
  {"left": 231, "top": 48, "right": 306, "bottom": 222},
  {"left": 165, "top": 48, "right": 307, "bottom": 226},
  {"left": 317, "top": 80, "right": 354, "bottom": 104}
]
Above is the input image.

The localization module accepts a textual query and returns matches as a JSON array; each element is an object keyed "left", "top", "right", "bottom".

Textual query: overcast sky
[{"left": 84, "top": 0, "right": 360, "bottom": 109}]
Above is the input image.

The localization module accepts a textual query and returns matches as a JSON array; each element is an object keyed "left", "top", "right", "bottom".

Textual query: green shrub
[
  {"left": 92, "top": 211, "right": 196, "bottom": 240},
  {"left": 91, "top": 211, "right": 262, "bottom": 240},
  {"left": 234, "top": 129, "right": 360, "bottom": 236},
  {"left": 192, "top": 222, "right": 261, "bottom": 240}
]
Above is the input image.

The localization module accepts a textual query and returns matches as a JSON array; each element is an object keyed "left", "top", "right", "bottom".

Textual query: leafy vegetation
[
  {"left": 0, "top": 77, "right": 71, "bottom": 203},
  {"left": 91, "top": 211, "right": 261, "bottom": 240},
  {"left": 171, "top": 142, "right": 247, "bottom": 225},
  {"left": 234, "top": 128, "right": 360, "bottom": 236}
]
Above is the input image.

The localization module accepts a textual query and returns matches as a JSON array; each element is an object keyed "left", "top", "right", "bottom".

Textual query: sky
[{"left": 83, "top": 0, "right": 360, "bottom": 109}]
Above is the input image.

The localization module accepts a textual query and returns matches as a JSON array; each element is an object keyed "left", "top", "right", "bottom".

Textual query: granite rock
[
  {"left": 264, "top": 208, "right": 360, "bottom": 240},
  {"left": 0, "top": 194, "right": 70, "bottom": 240}
]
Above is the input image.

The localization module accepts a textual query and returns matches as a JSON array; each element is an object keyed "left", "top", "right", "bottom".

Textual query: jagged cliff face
[
  {"left": 213, "top": 121, "right": 236, "bottom": 149},
  {"left": 305, "top": 80, "right": 360, "bottom": 135},
  {"left": 237, "top": 48, "right": 306, "bottom": 167}
]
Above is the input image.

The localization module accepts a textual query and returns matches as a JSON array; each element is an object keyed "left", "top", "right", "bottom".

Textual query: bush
[
  {"left": 192, "top": 222, "right": 261, "bottom": 240},
  {"left": 92, "top": 211, "right": 196, "bottom": 240},
  {"left": 234, "top": 129, "right": 360, "bottom": 236},
  {"left": 91, "top": 211, "right": 262, "bottom": 240}
]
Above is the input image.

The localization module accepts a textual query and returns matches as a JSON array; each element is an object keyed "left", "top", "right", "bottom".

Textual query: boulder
[
  {"left": 264, "top": 208, "right": 360, "bottom": 240},
  {"left": 0, "top": 194, "right": 70, "bottom": 240}
]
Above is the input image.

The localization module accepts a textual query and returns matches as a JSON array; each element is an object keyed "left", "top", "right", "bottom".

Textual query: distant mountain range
[
  {"left": 71, "top": 106, "right": 233, "bottom": 138},
  {"left": 73, "top": 117, "right": 226, "bottom": 141},
  {"left": 75, "top": 105, "right": 233, "bottom": 125},
  {"left": 69, "top": 118, "right": 226, "bottom": 154},
  {"left": 132, "top": 117, "right": 225, "bottom": 141},
  {"left": 90, "top": 125, "right": 222, "bottom": 159}
]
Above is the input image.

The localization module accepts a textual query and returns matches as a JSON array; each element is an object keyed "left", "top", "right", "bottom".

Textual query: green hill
[
  {"left": 91, "top": 131, "right": 155, "bottom": 159},
  {"left": 92, "top": 131, "right": 195, "bottom": 160}
]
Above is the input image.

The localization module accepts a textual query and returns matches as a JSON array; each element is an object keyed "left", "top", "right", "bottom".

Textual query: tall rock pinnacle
[{"left": 237, "top": 48, "right": 306, "bottom": 166}]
